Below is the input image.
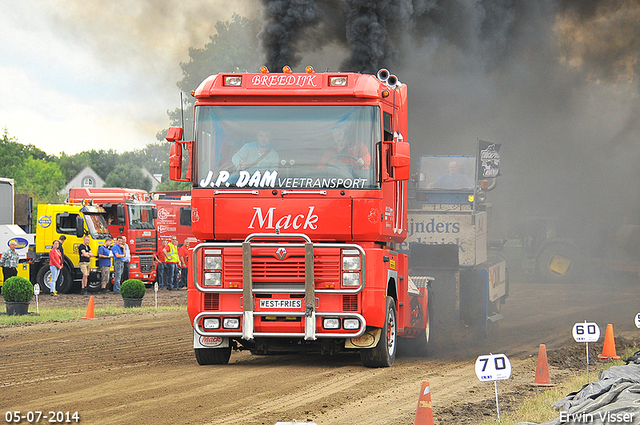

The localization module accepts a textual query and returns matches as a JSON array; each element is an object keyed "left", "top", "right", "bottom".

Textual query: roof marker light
[
  {"left": 282, "top": 65, "right": 292, "bottom": 73},
  {"left": 330, "top": 76, "right": 347, "bottom": 87},
  {"left": 260, "top": 66, "right": 269, "bottom": 74},
  {"left": 223, "top": 76, "right": 242, "bottom": 86},
  {"left": 305, "top": 66, "right": 315, "bottom": 73}
]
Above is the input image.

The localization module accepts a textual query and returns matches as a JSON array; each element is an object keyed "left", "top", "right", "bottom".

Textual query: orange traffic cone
[
  {"left": 82, "top": 295, "right": 96, "bottom": 320},
  {"left": 598, "top": 324, "right": 621, "bottom": 359},
  {"left": 414, "top": 381, "right": 434, "bottom": 425},
  {"left": 534, "top": 344, "right": 555, "bottom": 387}
]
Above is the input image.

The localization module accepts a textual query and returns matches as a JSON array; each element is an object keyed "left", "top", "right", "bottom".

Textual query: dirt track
[{"left": 1, "top": 275, "right": 639, "bottom": 425}]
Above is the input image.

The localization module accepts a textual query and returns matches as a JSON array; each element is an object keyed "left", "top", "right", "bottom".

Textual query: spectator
[
  {"left": 48, "top": 240, "right": 63, "bottom": 296},
  {"left": 155, "top": 239, "right": 167, "bottom": 288},
  {"left": 56, "top": 235, "right": 67, "bottom": 288},
  {"left": 0, "top": 240, "right": 19, "bottom": 281},
  {"left": 178, "top": 240, "right": 190, "bottom": 289},
  {"left": 78, "top": 235, "right": 92, "bottom": 295},
  {"left": 120, "top": 236, "right": 131, "bottom": 281},
  {"left": 163, "top": 236, "right": 180, "bottom": 290},
  {"left": 112, "top": 237, "right": 126, "bottom": 294},
  {"left": 97, "top": 238, "right": 113, "bottom": 294}
]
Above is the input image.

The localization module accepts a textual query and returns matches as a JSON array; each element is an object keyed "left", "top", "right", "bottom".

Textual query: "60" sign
[
  {"left": 475, "top": 354, "right": 512, "bottom": 381},
  {"left": 572, "top": 322, "right": 600, "bottom": 342}
]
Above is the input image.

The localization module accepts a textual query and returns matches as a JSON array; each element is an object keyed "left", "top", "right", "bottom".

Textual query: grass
[
  {"left": 0, "top": 305, "right": 185, "bottom": 326},
  {"left": 479, "top": 348, "right": 635, "bottom": 425}
]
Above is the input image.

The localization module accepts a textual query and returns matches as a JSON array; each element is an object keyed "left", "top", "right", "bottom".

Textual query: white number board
[
  {"left": 475, "top": 354, "right": 512, "bottom": 381},
  {"left": 572, "top": 322, "right": 600, "bottom": 342},
  {"left": 635, "top": 313, "right": 640, "bottom": 329}
]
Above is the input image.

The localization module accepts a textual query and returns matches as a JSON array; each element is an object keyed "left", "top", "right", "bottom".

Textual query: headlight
[
  {"left": 203, "top": 318, "right": 220, "bottom": 329},
  {"left": 343, "top": 256, "right": 360, "bottom": 271},
  {"left": 223, "top": 318, "right": 240, "bottom": 329},
  {"left": 129, "top": 263, "right": 139, "bottom": 269},
  {"left": 342, "top": 272, "right": 360, "bottom": 287},
  {"left": 343, "top": 319, "right": 360, "bottom": 330},
  {"left": 323, "top": 318, "right": 340, "bottom": 329},
  {"left": 204, "top": 272, "right": 221, "bottom": 286},
  {"left": 330, "top": 76, "right": 348, "bottom": 86},
  {"left": 205, "top": 256, "right": 222, "bottom": 270},
  {"left": 224, "top": 76, "right": 242, "bottom": 86}
]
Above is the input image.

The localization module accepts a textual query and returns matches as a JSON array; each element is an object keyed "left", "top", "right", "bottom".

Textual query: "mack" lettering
[{"left": 248, "top": 206, "right": 319, "bottom": 230}]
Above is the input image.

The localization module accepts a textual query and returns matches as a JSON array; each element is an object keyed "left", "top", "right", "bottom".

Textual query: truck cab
[
  {"left": 68, "top": 188, "right": 158, "bottom": 284},
  {"left": 168, "top": 69, "right": 424, "bottom": 367},
  {"left": 33, "top": 204, "right": 112, "bottom": 293}
]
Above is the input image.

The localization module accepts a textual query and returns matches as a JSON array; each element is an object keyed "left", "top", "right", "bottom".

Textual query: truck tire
[
  {"left": 360, "top": 297, "right": 397, "bottom": 368},
  {"left": 538, "top": 245, "right": 581, "bottom": 281},
  {"left": 401, "top": 306, "right": 432, "bottom": 357},
  {"left": 36, "top": 265, "right": 73, "bottom": 294},
  {"left": 194, "top": 347, "right": 231, "bottom": 365}
]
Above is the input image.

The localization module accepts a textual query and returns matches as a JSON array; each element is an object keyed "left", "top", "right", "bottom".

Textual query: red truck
[
  {"left": 68, "top": 187, "right": 157, "bottom": 284},
  {"left": 166, "top": 68, "right": 427, "bottom": 367},
  {"left": 151, "top": 191, "right": 198, "bottom": 245}
]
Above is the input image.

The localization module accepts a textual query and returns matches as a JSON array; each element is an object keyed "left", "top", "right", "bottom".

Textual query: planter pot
[
  {"left": 6, "top": 302, "right": 30, "bottom": 316},
  {"left": 123, "top": 298, "right": 143, "bottom": 308}
]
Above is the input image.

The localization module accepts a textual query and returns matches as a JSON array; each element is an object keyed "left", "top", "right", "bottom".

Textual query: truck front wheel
[
  {"left": 194, "top": 347, "right": 231, "bottom": 365},
  {"left": 36, "top": 265, "right": 73, "bottom": 294},
  {"left": 361, "top": 297, "right": 397, "bottom": 368}
]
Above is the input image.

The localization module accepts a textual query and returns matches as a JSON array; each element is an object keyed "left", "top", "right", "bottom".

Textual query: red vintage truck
[
  {"left": 166, "top": 68, "right": 428, "bottom": 367},
  {"left": 68, "top": 187, "right": 157, "bottom": 284}
]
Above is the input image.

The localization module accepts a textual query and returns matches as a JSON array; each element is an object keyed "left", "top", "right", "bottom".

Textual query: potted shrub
[
  {"left": 2, "top": 276, "right": 34, "bottom": 315},
  {"left": 120, "top": 279, "right": 145, "bottom": 308}
]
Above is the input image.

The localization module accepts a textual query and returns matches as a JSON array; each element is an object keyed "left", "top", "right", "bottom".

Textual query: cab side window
[
  {"left": 179, "top": 207, "right": 191, "bottom": 227},
  {"left": 57, "top": 213, "right": 78, "bottom": 234}
]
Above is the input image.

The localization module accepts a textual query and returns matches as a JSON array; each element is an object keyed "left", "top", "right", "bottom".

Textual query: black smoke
[{"left": 258, "top": 0, "right": 323, "bottom": 71}]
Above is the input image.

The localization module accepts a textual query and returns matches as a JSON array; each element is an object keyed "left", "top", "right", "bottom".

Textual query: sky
[{"left": 0, "top": 0, "right": 256, "bottom": 155}]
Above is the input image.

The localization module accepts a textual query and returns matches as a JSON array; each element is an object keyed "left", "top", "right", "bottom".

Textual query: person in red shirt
[
  {"left": 318, "top": 127, "right": 371, "bottom": 170},
  {"left": 178, "top": 240, "right": 190, "bottom": 288},
  {"left": 155, "top": 239, "right": 167, "bottom": 288},
  {"left": 48, "top": 240, "right": 63, "bottom": 296}
]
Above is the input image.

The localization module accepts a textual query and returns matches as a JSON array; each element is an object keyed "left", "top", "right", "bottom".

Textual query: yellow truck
[{"left": 32, "top": 204, "right": 112, "bottom": 293}]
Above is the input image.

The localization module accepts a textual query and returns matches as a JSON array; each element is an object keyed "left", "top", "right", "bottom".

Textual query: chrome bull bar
[{"left": 191, "top": 233, "right": 366, "bottom": 341}]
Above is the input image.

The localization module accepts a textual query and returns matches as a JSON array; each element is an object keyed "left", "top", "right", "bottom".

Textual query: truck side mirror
[
  {"left": 75, "top": 216, "right": 85, "bottom": 238},
  {"left": 116, "top": 204, "right": 125, "bottom": 224},
  {"left": 390, "top": 141, "right": 411, "bottom": 181},
  {"left": 167, "top": 127, "right": 192, "bottom": 182},
  {"left": 152, "top": 207, "right": 157, "bottom": 220}
]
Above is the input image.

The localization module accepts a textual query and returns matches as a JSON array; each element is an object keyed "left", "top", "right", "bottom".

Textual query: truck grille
[
  {"left": 135, "top": 237, "right": 157, "bottom": 254},
  {"left": 204, "top": 293, "right": 219, "bottom": 310},
  {"left": 139, "top": 254, "right": 154, "bottom": 273},
  {"left": 222, "top": 247, "right": 341, "bottom": 288}
]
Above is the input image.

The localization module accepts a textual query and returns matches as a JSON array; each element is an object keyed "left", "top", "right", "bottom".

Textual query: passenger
[
  {"left": 318, "top": 127, "right": 370, "bottom": 169},
  {"left": 163, "top": 236, "right": 180, "bottom": 291},
  {"left": 155, "top": 239, "right": 167, "bottom": 289},
  {"left": 178, "top": 240, "right": 190, "bottom": 289}
]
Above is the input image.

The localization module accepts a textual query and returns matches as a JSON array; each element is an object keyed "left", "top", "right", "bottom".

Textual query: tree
[
  {"left": 14, "top": 157, "right": 65, "bottom": 205},
  {"left": 0, "top": 128, "right": 51, "bottom": 179},
  {"left": 104, "top": 165, "right": 152, "bottom": 192},
  {"left": 165, "top": 15, "right": 262, "bottom": 141}
]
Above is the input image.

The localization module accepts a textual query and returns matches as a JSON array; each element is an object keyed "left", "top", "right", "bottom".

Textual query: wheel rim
[
  {"left": 548, "top": 254, "right": 572, "bottom": 276},
  {"left": 387, "top": 308, "right": 396, "bottom": 356}
]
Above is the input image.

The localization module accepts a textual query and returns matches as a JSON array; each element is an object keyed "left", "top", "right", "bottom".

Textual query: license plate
[{"left": 259, "top": 299, "right": 302, "bottom": 309}]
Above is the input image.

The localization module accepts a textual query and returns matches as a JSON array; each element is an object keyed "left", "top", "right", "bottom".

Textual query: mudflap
[
  {"left": 193, "top": 329, "right": 230, "bottom": 349},
  {"left": 460, "top": 258, "right": 507, "bottom": 339}
]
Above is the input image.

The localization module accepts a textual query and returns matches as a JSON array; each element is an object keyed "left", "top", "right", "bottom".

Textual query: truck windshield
[
  {"left": 128, "top": 205, "right": 155, "bottom": 230},
  {"left": 85, "top": 214, "right": 111, "bottom": 239},
  {"left": 417, "top": 156, "right": 477, "bottom": 191},
  {"left": 195, "top": 105, "right": 380, "bottom": 190}
]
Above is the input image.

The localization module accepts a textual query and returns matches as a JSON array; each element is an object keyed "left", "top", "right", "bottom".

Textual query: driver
[
  {"left": 427, "top": 161, "right": 473, "bottom": 189},
  {"left": 231, "top": 130, "right": 280, "bottom": 174},
  {"left": 318, "top": 127, "right": 371, "bottom": 169}
]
